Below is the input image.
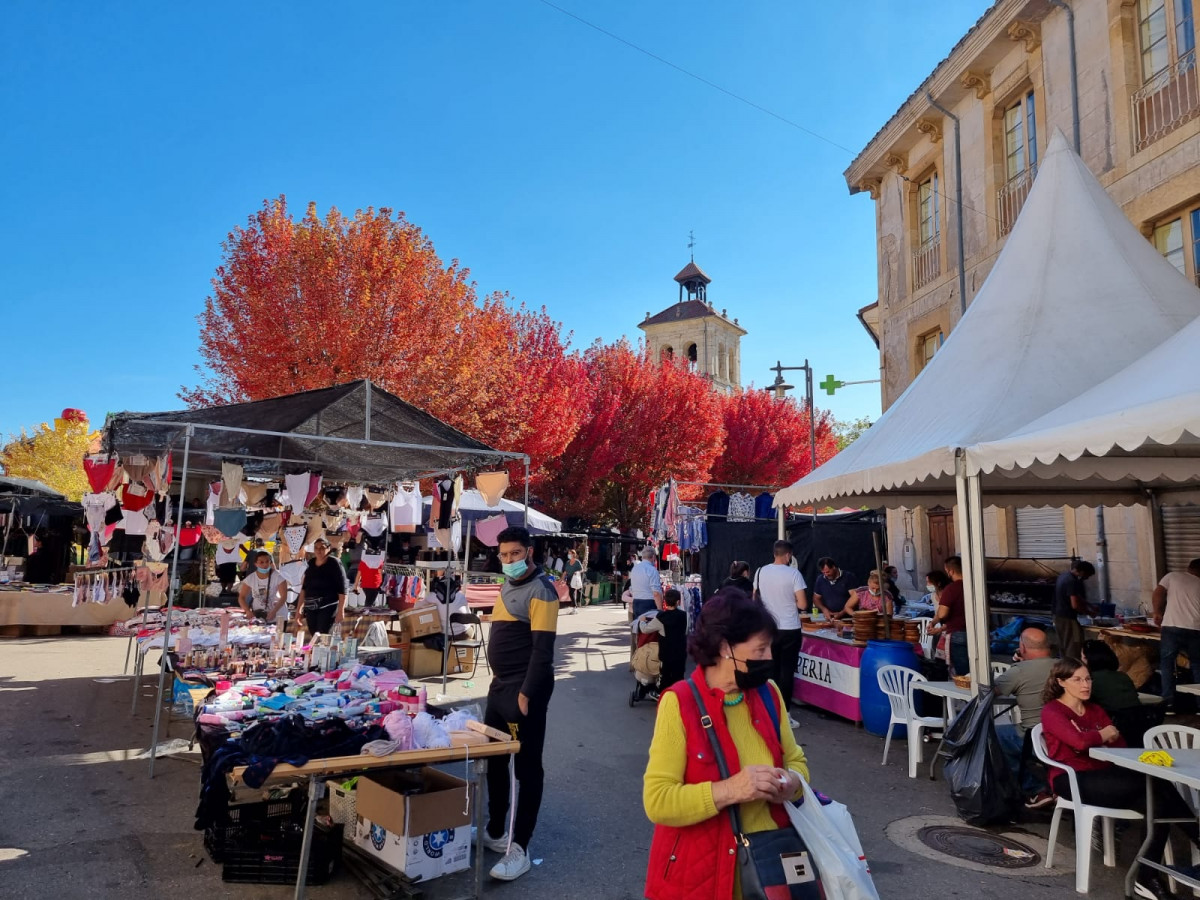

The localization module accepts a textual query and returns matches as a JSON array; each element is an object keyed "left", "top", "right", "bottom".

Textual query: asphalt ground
[{"left": 0, "top": 603, "right": 1149, "bottom": 899}]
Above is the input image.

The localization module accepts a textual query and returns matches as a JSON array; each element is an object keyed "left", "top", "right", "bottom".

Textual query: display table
[
  {"left": 1089, "top": 746, "right": 1200, "bottom": 896},
  {"left": 227, "top": 720, "right": 520, "bottom": 900},
  {"left": 1086, "top": 625, "right": 1165, "bottom": 690},
  {"left": 0, "top": 589, "right": 131, "bottom": 628},
  {"left": 795, "top": 630, "right": 865, "bottom": 722}
]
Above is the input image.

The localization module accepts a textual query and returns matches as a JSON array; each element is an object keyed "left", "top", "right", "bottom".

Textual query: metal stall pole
[
  {"left": 438, "top": 517, "right": 473, "bottom": 700},
  {"left": 966, "top": 473, "right": 991, "bottom": 690},
  {"left": 148, "top": 426, "right": 192, "bottom": 777},
  {"left": 953, "top": 454, "right": 983, "bottom": 697},
  {"left": 523, "top": 457, "right": 530, "bottom": 528}
]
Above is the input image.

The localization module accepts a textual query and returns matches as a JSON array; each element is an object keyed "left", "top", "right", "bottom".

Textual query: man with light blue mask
[
  {"left": 481, "top": 525, "right": 560, "bottom": 882},
  {"left": 236, "top": 550, "right": 287, "bottom": 621}
]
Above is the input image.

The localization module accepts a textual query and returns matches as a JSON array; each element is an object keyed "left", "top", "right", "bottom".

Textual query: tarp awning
[
  {"left": 424, "top": 488, "right": 561, "bottom": 535},
  {"left": 775, "top": 130, "right": 1200, "bottom": 510},
  {"left": 103, "top": 380, "right": 523, "bottom": 482}
]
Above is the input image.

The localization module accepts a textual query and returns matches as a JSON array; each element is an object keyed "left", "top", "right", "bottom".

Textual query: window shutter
[
  {"left": 1015, "top": 507, "right": 1068, "bottom": 557},
  {"left": 1162, "top": 505, "right": 1200, "bottom": 572}
]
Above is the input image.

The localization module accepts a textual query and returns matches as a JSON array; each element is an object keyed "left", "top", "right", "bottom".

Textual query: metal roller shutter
[
  {"left": 1015, "top": 507, "right": 1067, "bottom": 557},
  {"left": 1162, "top": 505, "right": 1200, "bottom": 572}
]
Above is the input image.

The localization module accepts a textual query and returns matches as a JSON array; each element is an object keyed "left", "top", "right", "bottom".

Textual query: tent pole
[
  {"left": 966, "top": 473, "right": 991, "bottom": 690},
  {"left": 148, "top": 426, "right": 192, "bottom": 777},
  {"left": 777, "top": 505, "right": 785, "bottom": 541},
  {"left": 954, "top": 456, "right": 983, "bottom": 697},
  {"left": 523, "top": 458, "right": 530, "bottom": 528}
]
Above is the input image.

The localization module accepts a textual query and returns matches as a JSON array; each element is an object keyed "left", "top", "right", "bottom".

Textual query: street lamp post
[{"left": 767, "top": 360, "right": 817, "bottom": 475}]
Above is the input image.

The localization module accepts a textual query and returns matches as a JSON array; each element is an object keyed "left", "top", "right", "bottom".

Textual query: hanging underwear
[
  {"left": 141, "top": 561, "right": 170, "bottom": 593},
  {"left": 206, "top": 481, "right": 221, "bottom": 525},
  {"left": 432, "top": 480, "right": 455, "bottom": 528},
  {"left": 360, "top": 551, "right": 386, "bottom": 571},
  {"left": 323, "top": 486, "right": 346, "bottom": 507},
  {"left": 282, "top": 524, "right": 308, "bottom": 557},
  {"left": 122, "top": 454, "right": 153, "bottom": 487},
  {"left": 221, "top": 461, "right": 244, "bottom": 506},
  {"left": 475, "top": 513, "right": 508, "bottom": 547},
  {"left": 303, "top": 516, "right": 325, "bottom": 546},
  {"left": 81, "top": 492, "right": 117, "bottom": 533},
  {"left": 201, "top": 524, "right": 226, "bottom": 544},
  {"left": 143, "top": 522, "right": 165, "bottom": 562},
  {"left": 279, "top": 560, "right": 308, "bottom": 588},
  {"left": 242, "top": 483, "right": 269, "bottom": 507},
  {"left": 120, "top": 483, "right": 154, "bottom": 512},
  {"left": 361, "top": 513, "right": 387, "bottom": 537},
  {"left": 215, "top": 542, "right": 242, "bottom": 566},
  {"left": 475, "top": 472, "right": 510, "bottom": 507},
  {"left": 363, "top": 489, "right": 386, "bottom": 510},
  {"left": 325, "top": 533, "right": 347, "bottom": 552},
  {"left": 345, "top": 485, "right": 364, "bottom": 510},
  {"left": 258, "top": 513, "right": 282, "bottom": 540},
  {"left": 122, "top": 508, "right": 150, "bottom": 536},
  {"left": 285, "top": 473, "right": 311, "bottom": 511},
  {"left": 212, "top": 507, "right": 248, "bottom": 540},
  {"left": 83, "top": 456, "right": 121, "bottom": 494},
  {"left": 143, "top": 453, "right": 172, "bottom": 495},
  {"left": 305, "top": 474, "right": 323, "bottom": 508}
]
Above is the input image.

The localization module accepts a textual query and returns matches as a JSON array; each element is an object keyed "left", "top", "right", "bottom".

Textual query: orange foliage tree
[
  {"left": 538, "top": 340, "right": 725, "bottom": 526},
  {"left": 183, "top": 198, "right": 582, "bottom": 479},
  {"left": 709, "top": 388, "right": 838, "bottom": 489}
]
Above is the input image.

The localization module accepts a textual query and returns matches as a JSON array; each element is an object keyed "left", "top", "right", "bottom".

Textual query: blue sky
[{"left": 0, "top": 0, "right": 991, "bottom": 442}]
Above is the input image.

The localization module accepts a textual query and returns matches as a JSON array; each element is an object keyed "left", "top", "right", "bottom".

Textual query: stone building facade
[
  {"left": 845, "top": 0, "right": 1200, "bottom": 607},
  {"left": 638, "top": 262, "right": 747, "bottom": 393}
]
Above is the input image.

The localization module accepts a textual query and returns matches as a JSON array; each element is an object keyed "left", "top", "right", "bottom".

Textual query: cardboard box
[
  {"left": 350, "top": 768, "right": 473, "bottom": 881},
  {"left": 448, "top": 645, "right": 475, "bottom": 673},
  {"left": 407, "top": 645, "right": 444, "bottom": 678},
  {"left": 398, "top": 607, "right": 442, "bottom": 640}
]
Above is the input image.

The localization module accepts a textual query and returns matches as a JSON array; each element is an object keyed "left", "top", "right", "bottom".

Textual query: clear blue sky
[{"left": 0, "top": 0, "right": 990, "bottom": 442}]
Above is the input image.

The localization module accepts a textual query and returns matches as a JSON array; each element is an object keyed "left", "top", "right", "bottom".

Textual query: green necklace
[{"left": 723, "top": 692, "right": 745, "bottom": 707}]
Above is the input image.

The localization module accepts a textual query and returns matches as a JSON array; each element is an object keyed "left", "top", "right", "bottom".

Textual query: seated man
[{"left": 993, "top": 626, "right": 1056, "bottom": 808}]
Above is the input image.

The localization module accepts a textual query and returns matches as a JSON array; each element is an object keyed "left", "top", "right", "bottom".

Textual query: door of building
[{"left": 927, "top": 507, "right": 955, "bottom": 575}]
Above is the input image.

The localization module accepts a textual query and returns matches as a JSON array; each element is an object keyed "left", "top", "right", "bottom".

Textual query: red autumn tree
[
  {"left": 710, "top": 388, "right": 838, "bottom": 489},
  {"left": 539, "top": 340, "right": 725, "bottom": 527},
  {"left": 183, "top": 197, "right": 582, "bottom": 479}
]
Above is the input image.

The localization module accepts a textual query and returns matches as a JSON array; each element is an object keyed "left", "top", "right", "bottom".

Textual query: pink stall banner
[{"left": 795, "top": 638, "right": 863, "bottom": 722}]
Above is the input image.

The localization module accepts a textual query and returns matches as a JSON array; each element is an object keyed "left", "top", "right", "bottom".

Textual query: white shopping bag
[{"left": 785, "top": 776, "right": 880, "bottom": 900}]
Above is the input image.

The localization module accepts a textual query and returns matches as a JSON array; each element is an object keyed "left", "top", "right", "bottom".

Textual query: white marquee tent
[{"left": 776, "top": 130, "right": 1200, "bottom": 685}]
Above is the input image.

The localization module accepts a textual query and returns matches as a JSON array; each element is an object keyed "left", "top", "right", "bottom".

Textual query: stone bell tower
[{"left": 637, "top": 260, "right": 746, "bottom": 393}]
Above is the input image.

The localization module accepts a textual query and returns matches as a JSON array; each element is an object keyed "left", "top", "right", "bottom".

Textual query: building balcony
[
  {"left": 912, "top": 236, "right": 941, "bottom": 291},
  {"left": 1133, "top": 50, "right": 1199, "bottom": 153},
  {"left": 997, "top": 165, "right": 1037, "bottom": 236}
]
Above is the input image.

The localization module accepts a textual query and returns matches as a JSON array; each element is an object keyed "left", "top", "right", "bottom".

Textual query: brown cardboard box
[
  {"left": 398, "top": 607, "right": 442, "bottom": 641},
  {"left": 448, "top": 645, "right": 475, "bottom": 673},
  {"left": 407, "top": 645, "right": 444, "bottom": 678}
]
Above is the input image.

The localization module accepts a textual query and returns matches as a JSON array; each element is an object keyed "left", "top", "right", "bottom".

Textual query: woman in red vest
[{"left": 643, "top": 588, "right": 810, "bottom": 899}]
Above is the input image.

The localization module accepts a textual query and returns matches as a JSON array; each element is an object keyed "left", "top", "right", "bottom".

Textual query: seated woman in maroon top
[{"left": 1040, "top": 658, "right": 1198, "bottom": 900}]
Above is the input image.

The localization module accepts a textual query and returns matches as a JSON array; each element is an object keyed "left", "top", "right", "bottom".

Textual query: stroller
[{"left": 629, "top": 611, "right": 665, "bottom": 706}]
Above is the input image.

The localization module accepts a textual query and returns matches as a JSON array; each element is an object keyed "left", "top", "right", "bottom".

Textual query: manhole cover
[{"left": 916, "top": 825, "right": 1041, "bottom": 868}]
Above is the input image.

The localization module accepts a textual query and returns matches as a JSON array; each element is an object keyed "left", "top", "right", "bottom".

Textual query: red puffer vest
[{"left": 644, "top": 668, "right": 789, "bottom": 900}]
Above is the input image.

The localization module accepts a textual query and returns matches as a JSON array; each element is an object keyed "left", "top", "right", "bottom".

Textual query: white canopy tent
[
  {"left": 776, "top": 130, "right": 1200, "bottom": 687},
  {"left": 423, "top": 488, "right": 561, "bottom": 535}
]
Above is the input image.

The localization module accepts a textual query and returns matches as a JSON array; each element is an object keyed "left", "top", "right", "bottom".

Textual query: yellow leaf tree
[{"left": 0, "top": 413, "right": 99, "bottom": 501}]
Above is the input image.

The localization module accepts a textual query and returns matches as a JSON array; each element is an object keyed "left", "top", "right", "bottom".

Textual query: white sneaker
[
  {"left": 788, "top": 715, "right": 800, "bottom": 729},
  {"left": 481, "top": 830, "right": 510, "bottom": 853},
  {"left": 489, "top": 842, "right": 531, "bottom": 881}
]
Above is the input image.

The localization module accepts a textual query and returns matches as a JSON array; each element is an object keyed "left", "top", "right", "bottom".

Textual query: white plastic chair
[
  {"left": 911, "top": 617, "right": 934, "bottom": 657},
  {"left": 990, "top": 661, "right": 1020, "bottom": 726},
  {"left": 877, "top": 665, "right": 946, "bottom": 778},
  {"left": 1031, "top": 723, "right": 1144, "bottom": 892},
  {"left": 1143, "top": 724, "right": 1200, "bottom": 891}
]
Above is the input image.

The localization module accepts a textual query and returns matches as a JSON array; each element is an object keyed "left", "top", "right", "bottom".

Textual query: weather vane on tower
[{"left": 687, "top": 229, "right": 695, "bottom": 262}]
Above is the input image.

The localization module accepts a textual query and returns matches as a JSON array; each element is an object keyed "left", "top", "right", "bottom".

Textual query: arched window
[
  {"left": 718, "top": 343, "right": 727, "bottom": 379},
  {"left": 686, "top": 343, "right": 698, "bottom": 365},
  {"left": 661, "top": 345, "right": 674, "bottom": 361},
  {"left": 727, "top": 348, "right": 736, "bottom": 383}
]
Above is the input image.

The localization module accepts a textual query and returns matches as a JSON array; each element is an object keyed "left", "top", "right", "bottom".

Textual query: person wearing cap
[
  {"left": 296, "top": 537, "right": 349, "bottom": 634},
  {"left": 629, "top": 547, "right": 664, "bottom": 619}
]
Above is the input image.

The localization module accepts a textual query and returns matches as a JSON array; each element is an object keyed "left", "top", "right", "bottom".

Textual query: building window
[
  {"left": 912, "top": 173, "right": 941, "bottom": 290},
  {"left": 1133, "top": 0, "right": 1199, "bottom": 151},
  {"left": 661, "top": 345, "right": 674, "bottom": 361},
  {"left": 917, "top": 329, "right": 943, "bottom": 373},
  {"left": 686, "top": 343, "right": 697, "bottom": 365},
  {"left": 1151, "top": 205, "right": 1200, "bottom": 284},
  {"left": 998, "top": 90, "right": 1038, "bottom": 235}
]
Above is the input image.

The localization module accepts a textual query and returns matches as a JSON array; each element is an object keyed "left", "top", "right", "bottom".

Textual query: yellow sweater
[{"left": 643, "top": 682, "right": 810, "bottom": 833}]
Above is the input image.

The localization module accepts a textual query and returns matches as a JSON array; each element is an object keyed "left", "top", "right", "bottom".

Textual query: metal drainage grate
[{"left": 916, "top": 825, "right": 1041, "bottom": 869}]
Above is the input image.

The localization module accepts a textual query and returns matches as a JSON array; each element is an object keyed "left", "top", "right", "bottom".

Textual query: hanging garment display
[
  {"left": 363, "top": 488, "right": 387, "bottom": 510},
  {"left": 122, "top": 453, "right": 153, "bottom": 487},
  {"left": 755, "top": 492, "right": 775, "bottom": 520},
  {"left": 475, "top": 514, "right": 508, "bottom": 547},
  {"left": 389, "top": 482, "right": 422, "bottom": 533},
  {"left": 727, "top": 491, "right": 755, "bottom": 523},
  {"left": 282, "top": 524, "right": 308, "bottom": 557},
  {"left": 257, "top": 512, "right": 282, "bottom": 540},
  {"left": 242, "top": 483, "right": 269, "bottom": 507},
  {"left": 83, "top": 455, "right": 122, "bottom": 494},
  {"left": 345, "top": 484, "right": 364, "bottom": 510},
  {"left": 212, "top": 507, "right": 248, "bottom": 540},
  {"left": 81, "top": 492, "right": 118, "bottom": 533},
  {"left": 706, "top": 490, "right": 730, "bottom": 519},
  {"left": 144, "top": 453, "right": 172, "bottom": 496},
  {"left": 431, "top": 479, "right": 455, "bottom": 529},
  {"left": 475, "top": 471, "right": 509, "bottom": 507},
  {"left": 121, "top": 507, "right": 150, "bottom": 536},
  {"left": 305, "top": 473, "right": 323, "bottom": 508},
  {"left": 220, "top": 461, "right": 244, "bottom": 506},
  {"left": 205, "top": 481, "right": 221, "bottom": 526},
  {"left": 285, "top": 472, "right": 312, "bottom": 511}
]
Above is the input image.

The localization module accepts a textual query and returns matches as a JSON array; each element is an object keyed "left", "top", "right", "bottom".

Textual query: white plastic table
[
  {"left": 1089, "top": 746, "right": 1200, "bottom": 896},
  {"left": 913, "top": 681, "right": 1016, "bottom": 780}
]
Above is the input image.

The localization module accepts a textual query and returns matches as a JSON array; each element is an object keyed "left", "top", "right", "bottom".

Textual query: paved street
[{"left": 0, "top": 606, "right": 1135, "bottom": 899}]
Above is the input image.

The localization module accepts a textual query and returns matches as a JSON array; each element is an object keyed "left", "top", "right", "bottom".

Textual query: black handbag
[{"left": 686, "top": 680, "right": 821, "bottom": 900}]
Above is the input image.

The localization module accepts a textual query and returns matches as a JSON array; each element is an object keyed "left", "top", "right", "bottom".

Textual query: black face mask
[{"left": 730, "top": 654, "right": 773, "bottom": 691}]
